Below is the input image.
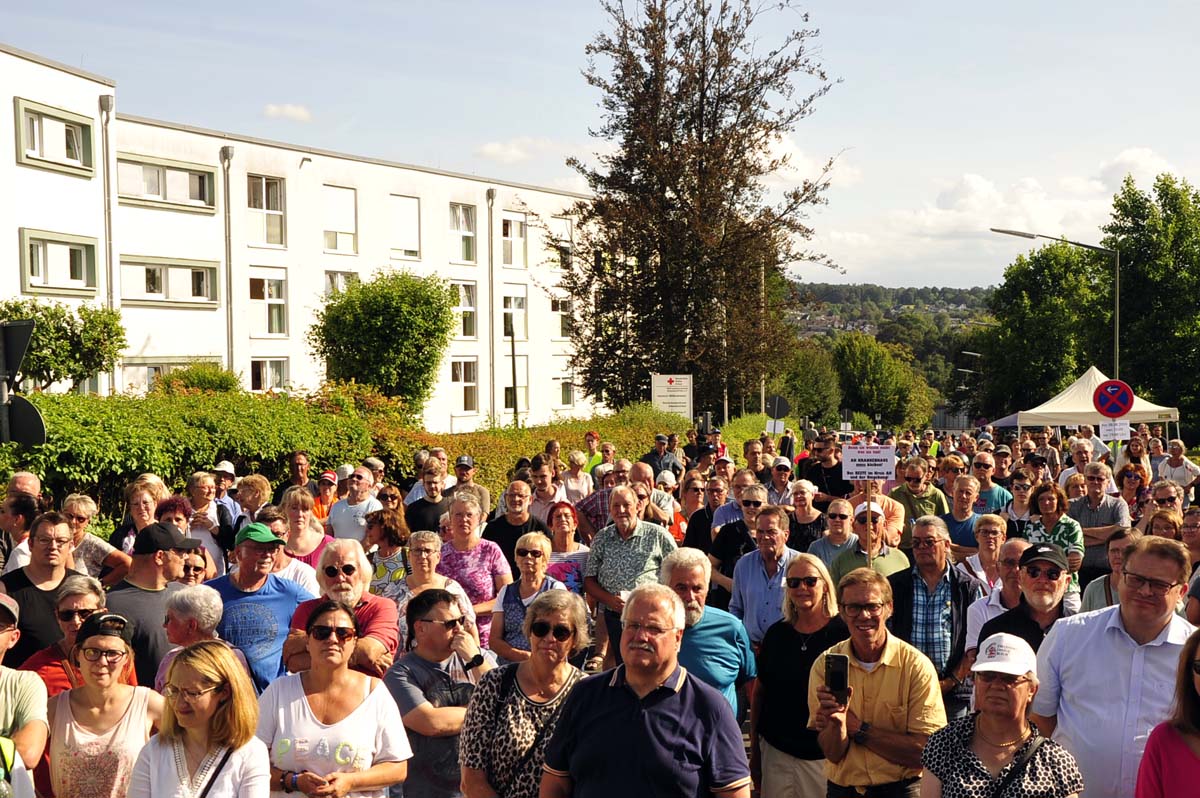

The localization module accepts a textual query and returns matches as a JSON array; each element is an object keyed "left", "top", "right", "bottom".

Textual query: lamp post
[{"left": 990, "top": 227, "right": 1121, "bottom": 379}]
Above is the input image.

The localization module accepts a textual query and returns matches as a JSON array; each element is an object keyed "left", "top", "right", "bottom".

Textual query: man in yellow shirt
[{"left": 808, "top": 568, "right": 947, "bottom": 797}]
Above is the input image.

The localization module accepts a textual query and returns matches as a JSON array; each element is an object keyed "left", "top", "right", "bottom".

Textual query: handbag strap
[
  {"left": 197, "top": 746, "right": 235, "bottom": 798},
  {"left": 991, "top": 735, "right": 1045, "bottom": 798}
]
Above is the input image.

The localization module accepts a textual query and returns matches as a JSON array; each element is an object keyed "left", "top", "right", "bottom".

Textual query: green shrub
[{"left": 152, "top": 362, "right": 243, "bottom": 394}]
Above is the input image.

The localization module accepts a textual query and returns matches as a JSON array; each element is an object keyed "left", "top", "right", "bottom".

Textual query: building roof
[{"left": 0, "top": 41, "right": 116, "bottom": 87}]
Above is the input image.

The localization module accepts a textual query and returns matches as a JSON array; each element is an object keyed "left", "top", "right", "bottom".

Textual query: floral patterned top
[{"left": 438, "top": 538, "right": 512, "bottom": 648}]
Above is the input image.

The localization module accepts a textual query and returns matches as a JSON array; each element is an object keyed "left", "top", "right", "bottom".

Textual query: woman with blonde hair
[
  {"left": 561, "top": 450, "right": 593, "bottom": 504},
  {"left": 130, "top": 639, "right": 269, "bottom": 798},
  {"left": 749, "top": 553, "right": 848, "bottom": 797},
  {"left": 232, "top": 474, "right": 271, "bottom": 532},
  {"left": 112, "top": 475, "right": 171, "bottom": 554},
  {"left": 63, "top": 493, "right": 132, "bottom": 586},
  {"left": 281, "top": 485, "right": 333, "bottom": 568},
  {"left": 490, "top": 532, "right": 565, "bottom": 663}
]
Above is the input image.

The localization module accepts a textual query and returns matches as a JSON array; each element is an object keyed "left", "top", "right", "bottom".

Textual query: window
[
  {"left": 322, "top": 185, "right": 357, "bottom": 253},
  {"left": 451, "top": 282, "right": 477, "bottom": 338},
  {"left": 390, "top": 195, "right": 420, "bottom": 259},
  {"left": 501, "top": 212, "right": 527, "bottom": 267},
  {"left": 503, "top": 355, "right": 529, "bottom": 412},
  {"left": 502, "top": 285, "right": 527, "bottom": 340},
  {"left": 554, "top": 355, "right": 575, "bottom": 407},
  {"left": 551, "top": 298, "right": 573, "bottom": 339},
  {"left": 191, "top": 268, "right": 214, "bottom": 300},
  {"left": 248, "top": 175, "right": 285, "bottom": 245},
  {"left": 249, "top": 269, "right": 288, "bottom": 336},
  {"left": 122, "top": 258, "right": 219, "bottom": 305},
  {"left": 117, "top": 156, "right": 215, "bottom": 211},
  {"left": 550, "top": 217, "right": 574, "bottom": 269},
  {"left": 15, "top": 98, "right": 94, "bottom": 177},
  {"left": 144, "top": 266, "right": 164, "bottom": 296},
  {"left": 251, "top": 359, "right": 288, "bottom": 392},
  {"left": 324, "top": 271, "right": 357, "bottom": 297},
  {"left": 449, "top": 203, "right": 476, "bottom": 263},
  {"left": 19, "top": 229, "right": 99, "bottom": 295},
  {"left": 450, "top": 358, "right": 478, "bottom": 413}
]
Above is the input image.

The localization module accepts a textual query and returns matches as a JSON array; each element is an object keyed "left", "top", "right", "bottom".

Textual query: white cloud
[
  {"left": 263, "top": 103, "right": 312, "bottom": 122},
  {"left": 1097, "top": 147, "right": 1174, "bottom": 191},
  {"left": 475, "top": 136, "right": 557, "bottom": 164},
  {"left": 762, "top": 135, "right": 862, "bottom": 190}
]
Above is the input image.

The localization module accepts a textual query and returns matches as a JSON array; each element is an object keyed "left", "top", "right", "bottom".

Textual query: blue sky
[{"left": 5, "top": 0, "right": 1196, "bottom": 288}]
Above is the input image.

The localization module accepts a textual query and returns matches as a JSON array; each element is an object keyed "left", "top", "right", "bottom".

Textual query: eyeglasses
[
  {"left": 1024, "top": 565, "right": 1063, "bottom": 580},
  {"left": 975, "top": 672, "right": 1030, "bottom": 688},
  {"left": 1123, "top": 571, "right": 1181, "bottom": 596},
  {"left": 741, "top": 500, "right": 763, "bottom": 508},
  {"left": 81, "top": 647, "right": 127, "bottom": 663},
  {"left": 786, "top": 576, "right": 820, "bottom": 589},
  {"left": 323, "top": 564, "right": 357, "bottom": 579},
  {"left": 309, "top": 625, "right": 357, "bottom": 642},
  {"left": 420, "top": 616, "right": 465, "bottom": 630},
  {"left": 623, "top": 621, "right": 676, "bottom": 637},
  {"left": 163, "top": 684, "right": 222, "bottom": 703},
  {"left": 516, "top": 548, "right": 544, "bottom": 559},
  {"left": 1011, "top": 483, "right": 1032, "bottom": 491},
  {"left": 35, "top": 536, "right": 72, "bottom": 548},
  {"left": 976, "top": 528, "right": 1004, "bottom": 538},
  {"left": 1155, "top": 497, "right": 1179, "bottom": 505},
  {"left": 530, "top": 621, "right": 573, "bottom": 641},
  {"left": 410, "top": 547, "right": 439, "bottom": 558},
  {"left": 57, "top": 608, "right": 96, "bottom": 622},
  {"left": 827, "top": 513, "right": 850, "bottom": 520},
  {"left": 842, "top": 602, "right": 886, "bottom": 617},
  {"left": 911, "top": 538, "right": 942, "bottom": 549}
]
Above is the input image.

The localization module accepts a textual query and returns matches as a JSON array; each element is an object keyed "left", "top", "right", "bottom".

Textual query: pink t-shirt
[
  {"left": 1136, "top": 723, "right": 1200, "bottom": 798},
  {"left": 288, "top": 535, "right": 333, "bottom": 568},
  {"left": 290, "top": 592, "right": 400, "bottom": 668},
  {"left": 437, "top": 539, "right": 511, "bottom": 647}
]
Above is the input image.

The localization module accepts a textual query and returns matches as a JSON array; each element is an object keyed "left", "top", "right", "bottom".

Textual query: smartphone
[{"left": 825, "top": 653, "right": 849, "bottom": 705}]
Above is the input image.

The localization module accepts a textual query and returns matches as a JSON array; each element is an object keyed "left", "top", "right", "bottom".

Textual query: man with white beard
[
  {"left": 281, "top": 538, "right": 399, "bottom": 677},
  {"left": 660, "top": 547, "right": 756, "bottom": 710}
]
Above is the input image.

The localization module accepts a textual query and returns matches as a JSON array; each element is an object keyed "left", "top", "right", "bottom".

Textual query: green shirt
[
  {"left": 830, "top": 545, "right": 911, "bottom": 585},
  {"left": 0, "top": 665, "right": 47, "bottom": 741}
]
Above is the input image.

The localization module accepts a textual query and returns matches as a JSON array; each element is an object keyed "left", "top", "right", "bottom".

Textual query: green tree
[
  {"left": 830, "top": 332, "right": 935, "bottom": 429},
  {"left": 560, "top": 0, "right": 837, "bottom": 411},
  {"left": 307, "top": 270, "right": 455, "bottom": 410},
  {"left": 778, "top": 340, "right": 841, "bottom": 422},
  {"left": 0, "top": 299, "right": 126, "bottom": 390}
]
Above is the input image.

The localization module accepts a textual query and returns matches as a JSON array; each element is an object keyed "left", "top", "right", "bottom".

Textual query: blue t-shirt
[
  {"left": 209, "top": 574, "right": 315, "bottom": 692},
  {"left": 940, "top": 512, "right": 980, "bottom": 547},
  {"left": 974, "top": 485, "right": 1013, "bottom": 514},
  {"left": 677, "top": 606, "right": 756, "bottom": 709}
]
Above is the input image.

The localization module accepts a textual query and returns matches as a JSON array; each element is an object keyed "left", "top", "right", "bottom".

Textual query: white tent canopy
[{"left": 1015, "top": 366, "right": 1179, "bottom": 427}]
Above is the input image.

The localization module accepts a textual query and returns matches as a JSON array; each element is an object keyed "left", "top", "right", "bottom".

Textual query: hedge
[{"left": 0, "top": 386, "right": 691, "bottom": 526}]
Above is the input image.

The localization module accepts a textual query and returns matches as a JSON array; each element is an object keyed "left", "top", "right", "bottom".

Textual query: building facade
[{"left": 2, "top": 42, "right": 596, "bottom": 432}]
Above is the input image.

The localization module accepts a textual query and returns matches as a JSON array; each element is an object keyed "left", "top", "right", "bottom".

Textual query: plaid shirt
[{"left": 910, "top": 566, "right": 953, "bottom": 675}]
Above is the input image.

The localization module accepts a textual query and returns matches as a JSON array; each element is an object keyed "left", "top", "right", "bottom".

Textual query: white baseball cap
[
  {"left": 852, "top": 501, "right": 884, "bottom": 519},
  {"left": 972, "top": 633, "right": 1037, "bottom": 676},
  {"left": 213, "top": 460, "right": 236, "bottom": 477}
]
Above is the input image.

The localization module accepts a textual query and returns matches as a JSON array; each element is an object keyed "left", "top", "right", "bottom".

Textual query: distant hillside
[{"left": 791, "top": 282, "right": 993, "bottom": 336}]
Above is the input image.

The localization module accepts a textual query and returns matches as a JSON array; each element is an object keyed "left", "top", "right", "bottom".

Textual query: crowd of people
[{"left": 0, "top": 422, "right": 1199, "bottom": 797}]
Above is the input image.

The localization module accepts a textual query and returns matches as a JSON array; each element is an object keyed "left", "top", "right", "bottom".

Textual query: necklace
[{"left": 975, "top": 726, "right": 1030, "bottom": 748}]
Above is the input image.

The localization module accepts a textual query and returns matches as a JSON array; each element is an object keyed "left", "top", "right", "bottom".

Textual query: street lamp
[{"left": 990, "top": 227, "right": 1121, "bottom": 379}]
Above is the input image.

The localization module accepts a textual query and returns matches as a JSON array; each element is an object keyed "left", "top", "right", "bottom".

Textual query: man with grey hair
[
  {"left": 660, "top": 547, "right": 755, "bottom": 709},
  {"left": 1069, "top": 460, "right": 1130, "bottom": 588},
  {"left": 887, "top": 515, "right": 983, "bottom": 720},
  {"left": 1057, "top": 438, "right": 1096, "bottom": 487},
  {"left": 363, "top": 456, "right": 386, "bottom": 494},
  {"left": 329, "top": 465, "right": 383, "bottom": 539},
  {"left": 6, "top": 471, "right": 42, "bottom": 502},
  {"left": 541, "top": 582, "right": 751, "bottom": 798}
]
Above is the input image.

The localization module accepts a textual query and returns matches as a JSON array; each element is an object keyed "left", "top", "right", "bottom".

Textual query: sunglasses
[
  {"left": 163, "top": 684, "right": 222, "bottom": 703},
  {"left": 182, "top": 565, "right": 206, "bottom": 575},
  {"left": 1011, "top": 483, "right": 1032, "bottom": 491},
  {"left": 1024, "top": 565, "right": 1063, "bottom": 580},
  {"left": 66, "top": 513, "right": 90, "bottom": 523},
  {"left": 1155, "top": 497, "right": 1179, "bottom": 505},
  {"left": 57, "top": 608, "right": 97, "bottom": 622},
  {"left": 530, "top": 620, "right": 573, "bottom": 641},
  {"left": 904, "top": 477, "right": 923, "bottom": 485},
  {"left": 420, "top": 616, "right": 465, "bottom": 630},
  {"left": 324, "top": 564, "right": 357, "bottom": 578},
  {"left": 310, "top": 625, "right": 357, "bottom": 642},
  {"left": 854, "top": 516, "right": 881, "bottom": 524},
  {"left": 786, "top": 576, "right": 820, "bottom": 589},
  {"left": 827, "top": 513, "right": 850, "bottom": 520},
  {"left": 516, "top": 548, "right": 544, "bottom": 559},
  {"left": 379, "top": 494, "right": 400, "bottom": 501},
  {"left": 741, "top": 500, "right": 763, "bottom": 508},
  {"left": 911, "top": 538, "right": 941, "bottom": 549}
]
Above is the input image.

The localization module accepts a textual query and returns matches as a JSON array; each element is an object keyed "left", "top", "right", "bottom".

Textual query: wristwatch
[
  {"left": 852, "top": 722, "right": 871, "bottom": 745},
  {"left": 464, "top": 653, "right": 485, "bottom": 670}
]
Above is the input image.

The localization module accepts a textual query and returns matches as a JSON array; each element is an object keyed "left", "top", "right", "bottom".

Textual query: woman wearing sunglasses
[
  {"left": 708, "top": 483, "right": 767, "bottom": 611},
  {"left": 787, "top": 480, "right": 826, "bottom": 552},
  {"left": 490, "top": 533, "right": 566, "bottom": 664},
  {"left": 1116, "top": 464, "right": 1151, "bottom": 526},
  {"left": 259, "top": 601, "right": 410, "bottom": 798},
  {"left": 62, "top": 493, "right": 132, "bottom": 587},
  {"left": 1137, "top": 628, "right": 1200, "bottom": 796},
  {"left": 921, "top": 632, "right": 1082, "bottom": 798},
  {"left": 461, "top": 591, "right": 588, "bottom": 798},
  {"left": 48, "top": 612, "right": 164, "bottom": 798},
  {"left": 750, "top": 553, "right": 846, "bottom": 797}
]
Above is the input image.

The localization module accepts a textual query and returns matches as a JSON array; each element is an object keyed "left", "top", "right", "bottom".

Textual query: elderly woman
[
  {"left": 750, "top": 553, "right": 847, "bottom": 798},
  {"left": 155, "top": 584, "right": 251, "bottom": 692},
  {"left": 708, "top": 483, "right": 767, "bottom": 611},
  {"left": 956, "top": 513, "right": 1006, "bottom": 594},
  {"left": 259, "top": 601, "right": 410, "bottom": 798},
  {"left": 921, "top": 632, "right": 1083, "bottom": 798},
  {"left": 185, "top": 470, "right": 235, "bottom": 576},
  {"left": 366, "top": 508, "right": 411, "bottom": 599},
  {"left": 232, "top": 474, "right": 271, "bottom": 532},
  {"left": 131, "top": 640, "right": 269, "bottom": 798},
  {"left": 490, "top": 533, "right": 566, "bottom": 663},
  {"left": 561, "top": 450, "right": 593, "bottom": 504},
  {"left": 386, "top": 530, "right": 478, "bottom": 650},
  {"left": 788, "top": 480, "right": 826, "bottom": 552},
  {"left": 112, "top": 475, "right": 170, "bottom": 554},
  {"left": 1137, "top": 628, "right": 1200, "bottom": 795},
  {"left": 1026, "top": 482, "right": 1085, "bottom": 611},
  {"left": 281, "top": 486, "right": 333, "bottom": 568},
  {"left": 49, "top": 613, "right": 164, "bottom": 798},
  {"left": 461, "top": 591, "right": 588, "bottom": 798},
  {"left": 1081, "top": 528, "right": 1139, "bottom": 612},
  {"left": 285, "top": 539, "right": 400, "bottom": 677},
  {"left": 63, "top": 493, "right": 131, "bottom": 586},
  {"left": 438, "top": 493, "right": 513, "bottom": 649}
]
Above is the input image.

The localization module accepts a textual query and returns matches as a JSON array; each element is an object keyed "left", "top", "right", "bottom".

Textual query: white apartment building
[{"left": 1, "top": 42, "right": 598, "bottom": 432}]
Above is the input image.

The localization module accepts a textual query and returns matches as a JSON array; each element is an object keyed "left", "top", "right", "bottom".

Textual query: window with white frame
[
  {"left": 121, "top": 258, "right": 218, "bottom": 304},
  {"left": 322, "top": 185, "right": 357, "bottom": 253},
  {"left": 451, "top": 281, "right": 477, "bottom": 338},
  {"left": 550, "top": 297, "right": 573, "bottom": 339},
  {"left": 390, "top": 195, "right": 420, "bottom": 259},
  {"left": 449, "top": 203, "right": 476, "bottom": 263},
  {"left": 247, "top": 175, "right": 285, "bottom": 245},
  {"left": 249, "top": 268, "right": 288, "bottom": 336},
  {"left": 549, "top": 216, "right": 573, "bottom": 269},
  {"left": 450, "top": 358, "right": 479, "bottom": 413},
  {"left": 553, "top": 355, "right": 575, "bottom": 407},
  {"left": 324, "top": 271, "right": 357, "bottom": 297},
  {"left": 19, "top": 229, "right": 98, "bottom": 295},
  {"left": 502, "top": 285, "right": 527, "bottom": 340},
  {"left": 15, "top": 98, "right": 94, "bottom": 177},
  {"left": 251, "top": 359, "right": 288, "bottom": 392},
  {"left": 501, "top": 212, "right": 527, "bottom": 267},
  {"left": 503, "top": 355, "right": 529, "bottom": 412},
  {"left": 191, "top": 268, "right": 215, "bottom": 300},
  {"left": 144, "top": 265, "right": 164, "bottom": 296},
  {"left": 117, "top": 157, "right": 215, "bottom": 210}
]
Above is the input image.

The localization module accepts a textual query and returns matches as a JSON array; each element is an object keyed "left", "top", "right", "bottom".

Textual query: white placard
[
  {"left": 1099, "top": 420, "right": 1133, "bottom": 442},
  {"left": 842, "top": 444, "right": 897, "bottom": 480},
  {"left": 650, "top": 373, "right": 692, "bottom": 420},
  {"left": 840, "top": 421, "right": 852, "bottom": 432},
  {"left": 765, "top": 419, "right": 785, "bottom": 434}
]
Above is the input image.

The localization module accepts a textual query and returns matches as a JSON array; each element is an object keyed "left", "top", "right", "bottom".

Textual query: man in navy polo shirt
[{"left": 541, "top": 583, "right": 751, "bottom": 798}]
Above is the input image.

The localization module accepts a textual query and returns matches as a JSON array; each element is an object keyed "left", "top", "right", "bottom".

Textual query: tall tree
[
  {"left": 560, "top": 0, "right": 836, "bottom": 411},
  {"left": 0, "top": 299, "right": 126, "bottom": 390},
  {"left": 830, "top": 333, "right": 935, "bottom": 429},
  {"left": 777, "top": 339, "right": 841, "bottom": 424}
]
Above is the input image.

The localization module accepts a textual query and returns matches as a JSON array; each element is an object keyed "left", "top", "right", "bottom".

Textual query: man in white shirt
[
  {"left": 328, "top": 467, "right": 383, "bottom": 540},
  {"left": 965, "top": 538, "right": 1030, "bottom": 652},
  {"left": 1031, "top": 536, "right": 1196, "bottom": 798}
]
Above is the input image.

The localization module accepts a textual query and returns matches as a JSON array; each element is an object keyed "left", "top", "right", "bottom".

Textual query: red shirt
[{"left": 289, "top": 592, "right": 400, "bottom": 672}]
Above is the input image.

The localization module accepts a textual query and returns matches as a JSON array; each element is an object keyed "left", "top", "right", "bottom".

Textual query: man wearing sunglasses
[
  {"left": 888, "top": 458, "right": 949, "bottom": 556},
  {"left": 829, "top": 502, "right": 910, "bottom": 586},
  {"left": 1032, "top": 537, "right": 1193, "bottom": 798},
  {"left": 978, "top": 543, "right": 1074, "bottom": 653},
  {"left": 801, "top": 435, "right": 853, "bottom": 514},
  {"left": 970, "top": 452, "right": 1012, "bottom": 515},
  {"left": 965, "top": 537, "right": 1032, "bottom": 657}
]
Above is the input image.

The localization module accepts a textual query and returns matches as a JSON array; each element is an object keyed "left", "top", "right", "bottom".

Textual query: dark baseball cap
[
  {"left": 77, "top": 612, "right": 134, "bottom": 645},
  {"left": 1019, "top": 542, "right": 1068, "bottom": 571},
  {"left": 132, "top": 522, "right": 202, "bottom": 555},
  {"left": 698, "top": 444, "right": 717, "bottom": 457},
  {"left": 455, "top": 455, "right": 475, "bottom": 468},
  {"left": 654, "top": 434, "right": 668, "bottom": 444}
]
